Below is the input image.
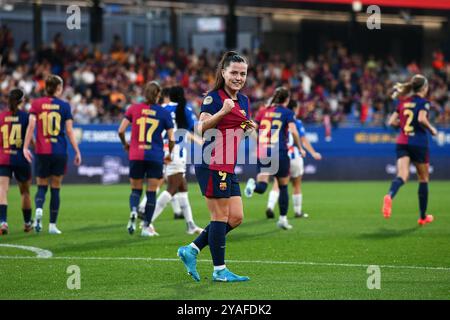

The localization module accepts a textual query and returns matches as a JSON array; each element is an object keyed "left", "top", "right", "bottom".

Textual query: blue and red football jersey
[
  {"left": 255, "top": 105, "right": 295, "bottom": 158},
  {"left": 30, "top": 97, "right": 73, "bottom": 155},
  {"left": 198, "top": 89, "right": 251, "bottom": 173},
  {"left": 125, "top": 103, "right": 174, "bottom": 162},
  {"left": 0, "top": 110, "right": 29, "bottom": 166},
  {"left": 396, "top": 95, "right": 430, "bottom": 147}
]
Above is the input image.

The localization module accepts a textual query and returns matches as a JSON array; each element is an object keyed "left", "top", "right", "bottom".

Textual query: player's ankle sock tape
[
  {"left": 389, "top": 177, "right": 404, "bottom": 199},
  {"left": 144, "top": 191, "right": 156, "bottom": 226},
  {"left": 418, "top": 182, "right": 428, "bottom": 220},
  {"left": 255, "top": 182, "right": 268, "bottom": 194},
  {"left": 208, "top": 221, "right": 227, "bottom": 266},
  {"left": 22, "top": 208, "right": 32, "bottom": 224},
  {"left": 0, "top": 204, "right": 7, "bottom": 223},
  {"left": 129, "top": 189, "right": 142, "bottom": 212},
  {"left": 35, "top": 185, "right": 48, "bottom": 209},
  {"left": 279, "top": 185, "right": 289, "bottom": 216},
  {"left": 50, "top": 188, "right": 60, "bottom": 224},
  {"left": 194, "top": 223, "right": 233, "bottom": 251}
]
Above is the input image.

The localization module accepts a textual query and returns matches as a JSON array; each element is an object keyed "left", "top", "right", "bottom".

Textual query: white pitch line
[
  {"left": 0, "top": 244, "right": 53, "bottom": 258},
  {"left": 0, "top": 255, "right": 449, "bottom": 271}
]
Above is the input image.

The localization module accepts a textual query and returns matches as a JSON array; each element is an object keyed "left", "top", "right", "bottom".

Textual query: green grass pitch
[{"left": 0, "top": 181, "right": 449, "bottom": 300}]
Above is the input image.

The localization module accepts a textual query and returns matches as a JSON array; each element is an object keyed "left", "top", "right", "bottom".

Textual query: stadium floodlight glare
[
  {"left": 352, "top": 1, "right": 362, "bottom": 12},
  {"left": 3, "top": 4, "right": 14, "bottom": 11}
]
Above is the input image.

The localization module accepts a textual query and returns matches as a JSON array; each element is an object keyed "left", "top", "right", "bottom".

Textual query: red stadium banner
[{"left": 286, "top": 0, "right": 450, "bottom": 10}]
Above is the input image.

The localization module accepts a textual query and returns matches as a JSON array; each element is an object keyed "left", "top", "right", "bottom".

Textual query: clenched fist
[{"left": 221, "top": 99, "right": 235, "bottom": 115}]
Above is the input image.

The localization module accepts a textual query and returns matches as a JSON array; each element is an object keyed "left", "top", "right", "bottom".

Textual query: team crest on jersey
[
  {"left": 203, "top": 96, "right": 213, "bottom": 105},
  {"left": 219, "top": 182, "right": 227, "bottom": 191}
]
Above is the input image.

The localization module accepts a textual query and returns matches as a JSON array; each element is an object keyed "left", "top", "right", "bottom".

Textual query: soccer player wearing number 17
[
  {"left": 118, "top": 81, "right": 175, "bottom": 237},
  {"left": 23, "top": 75, "right": 82, "bottom": 234},
  {"left": 382, "top": 75, "right": 437, "bottom": 225}
]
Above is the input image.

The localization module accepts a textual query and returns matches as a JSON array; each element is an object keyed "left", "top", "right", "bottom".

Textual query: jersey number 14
[{"left": 1, "top": 124, "right": 22, "bottom": 148}]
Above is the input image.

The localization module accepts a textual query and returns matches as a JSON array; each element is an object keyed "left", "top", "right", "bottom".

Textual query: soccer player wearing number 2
[
  {"left": 23, "top": 75, "right": 82, "bottom": 234},
  {"left": 383, "top": 75, "right": 437, "bottom": 225}
]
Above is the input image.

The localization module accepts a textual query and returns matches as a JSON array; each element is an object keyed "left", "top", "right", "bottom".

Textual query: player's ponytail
[
  {"left": 213, "top": 51, "right": 248, "bottom": 91},
  {"left": 269, "top": 87, "right": 290, "bottom": 106},
  {"left": 170, "top": 86, "right": 188, "bottom": 130},
  {"left": 144, "top": 81, "right": 162, "bottom": 105},
  {"left": 391, "top": 74, "right": 428, "bottom": 99},
  {"left": 8, "top": 88, "right": 24, "bottom": 116}
]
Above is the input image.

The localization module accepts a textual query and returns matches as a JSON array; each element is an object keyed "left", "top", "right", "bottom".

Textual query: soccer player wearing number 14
[
  {"left": 23, "top": 75, "right": 82, "bottom": 234},
  {"left": 382, "top": 74, "right": 437, "bottom": 225}
]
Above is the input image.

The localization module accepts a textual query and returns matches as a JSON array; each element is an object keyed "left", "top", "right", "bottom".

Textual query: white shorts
[
  {"left": 290, "top": 156, "right": 304, "bottom": 178},
  {"left": 164, "top": 144, "right": 187, "bottom": 177}
]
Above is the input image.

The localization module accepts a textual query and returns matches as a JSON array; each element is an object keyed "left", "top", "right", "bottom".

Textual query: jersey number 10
[{"left": 39, "top": 112, "right": 62, "bottom": 137}]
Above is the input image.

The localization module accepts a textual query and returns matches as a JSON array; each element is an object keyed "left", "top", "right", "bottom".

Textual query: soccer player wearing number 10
[
  {"left": 383, "top": 74, "right": 437, "bottom": 225},
  {"left": 23, "top": 75, "right": 82, "bottom": 234},
  {"left": 118, "top": 81, "right": 175, "bottom": 237}
]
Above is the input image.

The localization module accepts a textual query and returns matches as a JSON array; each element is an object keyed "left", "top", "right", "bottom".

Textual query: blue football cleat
[
  {"left": 212, "top": 268, "right": 250, "bottom": 282},
  {"left": 177, "top": 246, "right": 200, "bottom": 282}
]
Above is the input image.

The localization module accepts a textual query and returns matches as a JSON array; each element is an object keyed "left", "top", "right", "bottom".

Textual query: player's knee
[
  {"left": 51, "top": 179, "right": 62, "bottom": 189},
  {"left": 399, "top": 173, "right": 409, "bottom": 183},
  {"left": 228, "top": 215, "right": 243, "bottom": 228}
]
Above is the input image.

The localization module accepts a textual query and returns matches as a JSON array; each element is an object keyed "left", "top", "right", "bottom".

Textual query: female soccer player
[
  {"left": 0, "top": 89, "right": 33, "bottom": 235},
  {"left": 382, "top": 74, "right": 437, "bottom": 225},
  {"left": 177, "top": 51, "right": 256, "bottom": 282},
  {"left": 244, "top": 87, "right": 305, "bottom": 230},
  {"left": 141, "top": 86, "right": 203, "bottom": 235},
  {"left": 118, "top": 81, "right": 175, "bottom": 237},
  {"left": 265, "top": 99, "right": 322, "bottom": 219},
  {"left": 23, "top": 75, "right": 82, "bottom": 234}
]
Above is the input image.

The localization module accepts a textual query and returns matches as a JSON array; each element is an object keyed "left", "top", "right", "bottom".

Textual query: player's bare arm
[
  {"left": 301, "top": 136, "right": 322, "bottom": 160},
  {"left": 23, "top": 114, "right": 36, "bottom": 163},
  {"left": 165, "top": 128, "right": 175, "bottom": 163},
  {"left": 418, "top": 110, "right": 437, "bottom": 136},
  {"left": 388, "top": 111, "right": 399, "bottom": 127},
  {"left": 118, "top": 118, "right": 130, "bottom": 152},
  {"left": 66, "top": 119, "right": 82, "bottom": 166}
]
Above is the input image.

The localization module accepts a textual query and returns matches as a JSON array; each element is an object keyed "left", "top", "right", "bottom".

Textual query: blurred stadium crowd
[{"left": 1, "top": 24, "right": 450, "bottom": 127}]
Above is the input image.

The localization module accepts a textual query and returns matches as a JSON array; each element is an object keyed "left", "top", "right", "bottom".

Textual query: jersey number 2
[{"left": 403, "top": 109, "right": 414, "bottom": 135}]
